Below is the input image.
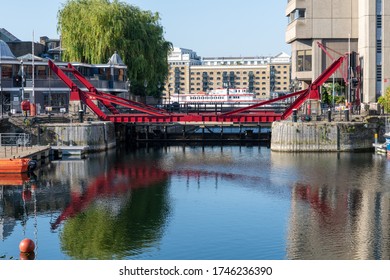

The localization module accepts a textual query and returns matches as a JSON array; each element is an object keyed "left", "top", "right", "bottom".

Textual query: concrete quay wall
[
  {"left": 40, "top": 122, "right": 116, "bottom": 152},
  {"left": 271, "top": 121, "right": 378, "bottom": 152}
]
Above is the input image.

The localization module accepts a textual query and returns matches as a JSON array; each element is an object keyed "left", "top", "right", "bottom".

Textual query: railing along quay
[{"left": 0, "top": 133, "right": 51, "bottom": 162}]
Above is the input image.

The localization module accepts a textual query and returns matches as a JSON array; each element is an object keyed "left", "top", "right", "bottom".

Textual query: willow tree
[{"left": 57, "top": 0, "right": 172, "bottom": 97}]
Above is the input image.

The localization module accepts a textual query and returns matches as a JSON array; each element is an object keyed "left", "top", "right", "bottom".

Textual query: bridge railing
[{"left": 0, "top": 133, "right": 31, "bottom": 147}]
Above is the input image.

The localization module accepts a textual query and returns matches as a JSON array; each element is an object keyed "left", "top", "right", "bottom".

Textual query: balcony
[{"left": 285, "top": 17, "right": 311, "bottom": 43}]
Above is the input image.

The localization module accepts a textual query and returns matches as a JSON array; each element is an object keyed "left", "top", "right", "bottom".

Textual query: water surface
[{"left": 1, "top": 145, "right": 389, "bottom": 260}]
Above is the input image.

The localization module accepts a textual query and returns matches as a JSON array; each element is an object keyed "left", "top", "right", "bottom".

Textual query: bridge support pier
[
  {"left": 271, "top": 121, "right": 377, "bottom": 152},
  {"left": 145, "top": 125, "right": 149, "bottom": 140}
]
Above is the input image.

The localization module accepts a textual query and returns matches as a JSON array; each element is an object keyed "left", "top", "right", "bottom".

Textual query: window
[
  {"left": 296, "top": 49, "right": 312, "bottom": 72},
  {"left": 288, "top": 9, "right": 305, "bottom": 24},
  {"left": 1, "top": 64, "right": 13, "bottom": 78},
  {"left": 37, "top": 65, "right": 47, "bottom": 79}
]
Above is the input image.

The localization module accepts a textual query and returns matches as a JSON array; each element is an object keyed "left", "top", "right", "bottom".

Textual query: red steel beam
[
  {"left": 48, "top": 55, "right": 344, "bottom": 124},
  {"left": 86, "top": 92, "right": 167, "bottom": 117},
  {"left": 104, "top": 112, "right": 282, "bottom": 123},
  {"left": 221, "top": 89, "right": 307, "bottom": 117},
  {"left": 66, "top": 63, "right": 166, "bottom": 115}
]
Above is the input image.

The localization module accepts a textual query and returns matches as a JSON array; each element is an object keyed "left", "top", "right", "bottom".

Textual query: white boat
[{"left": 170, "top": 88, "right": 259, "bottom": 104}]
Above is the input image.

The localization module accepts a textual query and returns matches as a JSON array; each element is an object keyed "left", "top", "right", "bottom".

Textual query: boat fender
[{"left": 28, "top": 160, "right": 38, "bottom": 172}]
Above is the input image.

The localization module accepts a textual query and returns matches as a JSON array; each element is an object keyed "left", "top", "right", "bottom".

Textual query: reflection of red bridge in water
[
  {"left": 50, "top": 165, "right": 269, "bottom": 229},
  {"left": 53, "top": 165, "right": 350, "bottom": 230},
  {"left": 48, "top": 54, "right": 348, "bottom": 124}
]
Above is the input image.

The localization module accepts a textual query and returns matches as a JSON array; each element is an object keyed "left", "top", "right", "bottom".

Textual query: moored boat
[
  {"left": 0, "top": 158, "right": 32, "bottom": 173},
  {"left": 170, "top": 88, "right": 259, "bottom": 104},
  {"left": 0, "top": 173, "right": 30, "bottom": 185}
]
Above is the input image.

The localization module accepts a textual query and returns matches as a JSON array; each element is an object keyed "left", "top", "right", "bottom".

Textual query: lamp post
[
  {"left": 157, "top": 81, "right": 161, "bottom": 104},
  {"left": 332, "top": 73, "right": 335, "bottom": 109},
  {"left": 144, "top": 80, "right": 148, "bottom": 97},
  {"left": 126, "top": 79, "right": 131, "bottom": 100},
  {"left": 20, "top": 60, "right": 25, "bottom": 100}
]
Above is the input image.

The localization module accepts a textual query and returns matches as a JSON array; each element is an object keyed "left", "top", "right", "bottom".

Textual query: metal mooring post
[
  {"left": 328, "top": 109, "right": 332, "bottom": 122},
  {"left": 292, "top": 109, "right": 298, "bottom": 122},
  {"left": 78, "top": 109, "right": 84, "bottom": 123},
  {"left": 344, "top": 109, "right": 350, "bottom": 122}
]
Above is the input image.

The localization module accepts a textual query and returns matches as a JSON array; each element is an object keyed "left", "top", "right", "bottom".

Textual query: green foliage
[
  {"left": 377, "top": 86, "right": 390, "bottom": 113},
  {"left": 321, "top": 82, "right": 345, "bottom": 106},
  {"left": 57, "top": 0, "right": 172, "bottom": 97},
  {"left": 334, "top": 95, "right": 345, "bottom": 105},
  {"left": 60, "top": 184, "right": 170, "bottom": 259}
]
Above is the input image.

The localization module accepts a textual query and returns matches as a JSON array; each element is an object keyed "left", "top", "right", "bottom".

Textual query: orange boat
[
  {"left": 0, "top": 158, "right": 31, "bottom": 173},
  {"left": 0, "top": 173, "right": 30, "bottom": 185}
]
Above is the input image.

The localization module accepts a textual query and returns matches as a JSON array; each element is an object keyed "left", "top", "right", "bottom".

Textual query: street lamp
[
  {"left": 126, "top": 79, "right": 131, "bottom": 99},
  {"left": 144, "top": 79, "right": 148, "bottom": 95},
  {"left": 157, "top": 81, "right": 161, "bottom": 104},
  {"left": 20, "top": 60, "right": 25, "bottom": 100}
]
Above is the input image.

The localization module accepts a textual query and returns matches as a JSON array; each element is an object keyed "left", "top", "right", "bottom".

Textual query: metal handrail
[{"left": 0, "top": 133, "right": 31, "bottom": 147}]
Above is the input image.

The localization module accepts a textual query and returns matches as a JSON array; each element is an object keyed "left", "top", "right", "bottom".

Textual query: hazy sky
[{"left": 1, "top": 0, "right": 290, "bottom": 57}]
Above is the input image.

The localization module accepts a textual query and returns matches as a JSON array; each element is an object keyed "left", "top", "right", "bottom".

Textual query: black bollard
[
  {"left": 327, "top": 109, "right": 332, "bottom": 122},
  {"left": 292, "top": 109, "right": 298, "bottom": 122},
  {"left": 78, "top": 109, "right": 84, "bottom": 123},
  {"left": 344, "top": 109, "right": 350, "bottom": 122}
]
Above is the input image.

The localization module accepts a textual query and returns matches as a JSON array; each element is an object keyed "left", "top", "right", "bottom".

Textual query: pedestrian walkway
[{"left": 0, "top": 145, "right": 50, "bottom": 160}]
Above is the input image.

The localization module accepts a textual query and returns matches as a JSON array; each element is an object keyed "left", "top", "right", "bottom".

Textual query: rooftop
[
  {"left": 0, "top": 28, "right": 20, "bottom": 42},
  {"left": 0, "top": 39, "right": 16, "bottom": 60}
]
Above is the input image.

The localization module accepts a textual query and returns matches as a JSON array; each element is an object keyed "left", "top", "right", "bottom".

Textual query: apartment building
[
  {"left": 164, "top": 47, "right": 291, "bottom": 102},
  {"left": 286, "top": 0, "right": 390, "bottom": 103}
]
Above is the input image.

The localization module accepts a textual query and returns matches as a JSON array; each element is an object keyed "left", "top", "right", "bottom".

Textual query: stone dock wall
[
  {"left": 271, "top": 121, "right": 381, "bottom": 152},
  {"left": 39, "top": 121, "right": 116, "bottom": 152}
]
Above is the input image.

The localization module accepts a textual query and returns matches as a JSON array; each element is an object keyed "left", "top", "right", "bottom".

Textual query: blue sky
[{"left": 1, "top": 0, "right": 290, "bottom": 57}]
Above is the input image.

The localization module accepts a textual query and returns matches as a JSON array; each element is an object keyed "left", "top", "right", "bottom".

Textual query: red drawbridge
[{"left": 48, "top": 55, "right": 346, "bottom": 124}]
